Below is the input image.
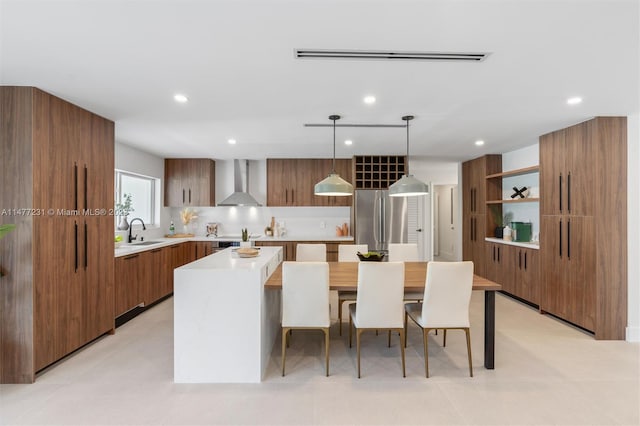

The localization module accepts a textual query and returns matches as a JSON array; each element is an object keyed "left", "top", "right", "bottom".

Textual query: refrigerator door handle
[
  {"left": 373, "top": 191, "right": 381, "bottom": 247},
  {"left": 380, "top": 193, "right": 386, "bottom": 244}
]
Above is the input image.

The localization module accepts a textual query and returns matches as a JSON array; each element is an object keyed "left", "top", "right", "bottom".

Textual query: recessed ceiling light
[
  {"left": 228, "top": 139, "right": 237, "bottom": 145},
  {"left": 174, "top": 94, "right": 188, "bottom": 103},
  {"left": 567, "top": 96, "right": 583, "bottom": 105},
  {"left": 363, "top": 95, "right": 376, "bottom": 105},
  {"left": 344, "top": 139, "right": 353, "bottom": 146},
  {"left": 475, "top": 140, "right": 485, "bottom": 146}
]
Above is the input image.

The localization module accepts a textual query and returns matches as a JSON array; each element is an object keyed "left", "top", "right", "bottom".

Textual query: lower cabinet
[
  {"left": 115, "top": 242, "right": 193, "bottom": 318},
  {"left": 254, "top": 240, "right": 350, "bottom": 261},
  {"left": 510, "top": 247, "right": 539, "bottom": 305},
  {"left": 115, "top": 253, "right": 148, "bottom": 316},
  {"left": 483, "top": 241, "right": 540, "bottom": 306},
  {"left": 485, "top": 242, "right": 512, "bottom": 292},
  {"left": 192, "top": 241, "right": 219, "bottom": 259}
]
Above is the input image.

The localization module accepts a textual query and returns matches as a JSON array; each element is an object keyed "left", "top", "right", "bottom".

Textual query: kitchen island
[{"left": 173, "top": 246, "right": 283, "bottom": 383}]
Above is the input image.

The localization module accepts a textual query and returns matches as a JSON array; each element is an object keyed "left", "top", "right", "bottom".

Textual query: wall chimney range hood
[{"left": 217, "top": 159, "right": 262, "bottom": 207}]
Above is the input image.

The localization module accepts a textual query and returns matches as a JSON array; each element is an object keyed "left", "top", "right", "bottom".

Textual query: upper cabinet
[
  {"left": 266, "top": 158, "right": 352, "bottom": 207},
  {"left": 164, "top": 159, "right": 215, "bottom": 207},
  {"left": 540, "top": 122, "right": 594, "bottom": 216}
]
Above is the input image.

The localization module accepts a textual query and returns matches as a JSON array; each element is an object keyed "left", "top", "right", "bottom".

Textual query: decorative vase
[
  {"left": 494, "top": 226, "right": 503, "bottom": 239},
  {"left": 240, "top": 241, "right": 251, "bottom": 248},
  {"left": 117, "top": 216, "right": 129, "bottom": 231},
  {"left": 183, "top": 224, "right": 190, "bottom": 235}
]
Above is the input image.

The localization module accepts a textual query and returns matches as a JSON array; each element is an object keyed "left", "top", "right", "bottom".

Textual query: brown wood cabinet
[
  {"left": 539, "top": 117, "right": 626, "bottom": 339},
  {"left": 115, "top": 253, "right": 147, "bottom": 316},
  {"left": 484, "top": 242, "right": 510, "bottom": 291},
  {"left": 266, "top": 158, "right": 352, "bottom": 206},
  {"left": 255, "top": 240, "right": 351, "bottom": 261},
  {"left": 1, "top": 87, "right": 115, "bottom": 383},
  {"left": 164, "top": 159, "right": 215, "bottom": 207},
  {"left": 192, "top": 241, "right": 220, "bottom": 259},
  {"left": 510, "top": 246, "right": 540, "bottom": 305},
  {"left": 461, "top": 155, "right": 501, "bottom": 277}
]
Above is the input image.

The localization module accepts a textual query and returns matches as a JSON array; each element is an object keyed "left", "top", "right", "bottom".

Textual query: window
[{"left": 115, "top": 170, "right": 158, "bottom": 226}]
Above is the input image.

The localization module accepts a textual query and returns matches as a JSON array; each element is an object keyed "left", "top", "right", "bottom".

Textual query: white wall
[
  {"left": 114, "top": 143, "right": 170, "bottom": 240},
  {"left": 502, "top": 144, "right": 540, "bottom": 240}
]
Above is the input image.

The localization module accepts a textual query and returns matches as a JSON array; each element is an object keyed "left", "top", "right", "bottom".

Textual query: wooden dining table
[{"left": 265, "top": 261, "right": 502, "bottom": 369}]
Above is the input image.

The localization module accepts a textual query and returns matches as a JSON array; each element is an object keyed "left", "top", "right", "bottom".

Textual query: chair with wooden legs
[
  {"left": 336, "top": 244, "right": 367, "bottom": 336},
  {"left": 404, "top": 261, "right": 474, "bottom": 378},
  {"left": 348, "top": 262, "right": 406, "bottom": 378},
  {"left": 281, "top": 261, "right": 331, "bottom": 376},
  {"left": 295, "top": 243, "right": 326, "bottom": 261}
]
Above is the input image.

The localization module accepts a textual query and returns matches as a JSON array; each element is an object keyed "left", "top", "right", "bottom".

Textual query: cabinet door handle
[
  {"left": 74, "top": 163, "right": 78, "bottom": 211},
  {"left": 470, "top": 217, "right": 474, "bottom": 241},
  {"left": 189, "top": 188, "right": 191, "bottom": 203},
  {"left": 567, "top": 219, "right": 571, "bottom": 259},
  {"left": 524, "top": 252, "right": 527, "bottom": 270},
  {"left": 182, "top": 189, "right": 185, "bottom": 204},
  {"left": 559, "top": 220, "right": 562, "bottom": 258},
  {"left": 124, "top": 254, "right": 139, "bottom": 260},
  {"left": 285, "top": 189, "right": 288, "bottom": 204},
  {"left": 493, "top": 245, "right": 495, "bottom": 261},
  {"left": 150, "top": 248, "right": 162, "bottom": 253},
  {"left": 84, "top": 165, "right": 88, "bottom": 210},
  {"left": 74, "top": 221, "right": 78, "bottom": 272},
  {"left": 559, "top": 174, "right": 562, "bottom": 212},
  {"left": 84, "top": 221, "right": 88, "bottom": 269},
  {"left": 497, "top": 246, "right": 500, "bottom": 262},
  {"left": 472, "top": 188, "right": 476, "bottom": 212},
  {"left": 567, "top": 173, "right": 571, "bottom": 213},
  {"left": 519, "top": 251, "right": 522, "bottom": 269},
  {"left": 291, "top": 189, "right": 294, "bottom": 204}
]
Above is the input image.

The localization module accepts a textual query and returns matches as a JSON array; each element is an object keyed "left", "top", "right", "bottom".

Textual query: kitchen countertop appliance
[
  {"left": 354, "top": 190, "right": 408, "bottom": 254},
  {"left": 206, "top": 223, "right": 219, "bottom": 237}
]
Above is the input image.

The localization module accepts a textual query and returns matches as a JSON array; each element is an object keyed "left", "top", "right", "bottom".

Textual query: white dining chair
[
  {"left": 337, "top": 244, "right": 368, "bottom": 336},
  {"left": 295, "top": 243, "right": 326, "bottom": 261},
  {"left": 349, "top": 262, "right": 406, "bottom": 378},
  {"left": 388, "top": 243, "right": 423, "bottom": 302},
  {"left": 281, "top": 261, "right": 331, "bottom": 376},
  {"left": 388, "top": 243, "right": 420, "bottom": 262},
  {"left": 404, "top": 261, "right": 474, "bottom": 378}
]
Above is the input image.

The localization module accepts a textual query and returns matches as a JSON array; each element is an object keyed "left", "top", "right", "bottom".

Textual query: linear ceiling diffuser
[{"left": 295, "top": 49, "right": 489, "bottom": 62}]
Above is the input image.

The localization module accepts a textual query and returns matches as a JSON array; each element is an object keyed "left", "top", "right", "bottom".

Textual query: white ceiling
[{"left": 1, "top": 0, "right": 638, "bottom": 161}]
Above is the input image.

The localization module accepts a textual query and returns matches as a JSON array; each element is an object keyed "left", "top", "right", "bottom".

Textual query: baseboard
[{"left": 626, "top": 326, "right": 640, "bottom": 342}]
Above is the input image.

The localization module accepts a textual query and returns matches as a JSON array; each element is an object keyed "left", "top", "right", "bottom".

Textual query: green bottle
[{"left": 169, "top": 221, "right": 175, "bottom": 236}]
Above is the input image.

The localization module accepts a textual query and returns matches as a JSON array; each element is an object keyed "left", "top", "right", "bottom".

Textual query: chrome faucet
[{"left": 128, "top": 217, "right": 147, "bottom": 243}]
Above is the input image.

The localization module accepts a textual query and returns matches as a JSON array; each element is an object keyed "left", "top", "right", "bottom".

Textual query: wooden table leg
[{"left": 484, "top": 290, "right": 495, "bottom": 369}]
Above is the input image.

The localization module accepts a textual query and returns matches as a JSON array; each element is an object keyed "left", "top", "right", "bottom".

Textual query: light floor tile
[{"left": 1, "top": 293, "right": 638, "bottom": 425}]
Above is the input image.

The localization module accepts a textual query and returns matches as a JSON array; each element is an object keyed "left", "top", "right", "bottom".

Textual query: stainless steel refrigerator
[{"left": 354, "top": 190, "right": 408, "bottom": 253}]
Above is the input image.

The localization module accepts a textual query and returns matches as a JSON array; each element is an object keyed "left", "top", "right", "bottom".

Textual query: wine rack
[{"left": 353, "top": 155, "right": 406, "bottom": 189}]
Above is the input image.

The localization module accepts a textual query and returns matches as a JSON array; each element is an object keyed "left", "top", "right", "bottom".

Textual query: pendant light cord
[
  {"left": 332, "top": 117, "right": 336, "bottom": 174},
  {"left": 402, "top": 115, "right": 414, "bottom": 176}
]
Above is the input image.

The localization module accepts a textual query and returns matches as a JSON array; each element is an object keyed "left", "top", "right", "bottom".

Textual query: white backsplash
[{"left": 169, "top": 206, "right": 351, "bottom": 238}]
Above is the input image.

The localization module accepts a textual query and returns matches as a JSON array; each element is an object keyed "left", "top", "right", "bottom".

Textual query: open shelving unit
[
  {"left": 353, "top": 155, "right": 406, "bottom": 189},
  {"left": 485, "top": 165, "right": 539, "bottom": 204}
]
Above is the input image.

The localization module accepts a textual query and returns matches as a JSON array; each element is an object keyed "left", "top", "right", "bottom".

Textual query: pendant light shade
[
  {"left": 314, "top": 115, "right": 353, "bottom": 196},
  {"left": 389, "top": 115, "right": 429, "bottom": 197}
]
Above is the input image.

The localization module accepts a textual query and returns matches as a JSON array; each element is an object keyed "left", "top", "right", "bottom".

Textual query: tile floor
[{"left": 1, "top": 292, "right": 638, "bottom": 425}]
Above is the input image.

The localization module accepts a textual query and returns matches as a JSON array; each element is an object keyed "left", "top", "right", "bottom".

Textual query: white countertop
[
  {"left": 176, "top": 246, "right": 280, "bottom": 271},
  {"left": 115, "top": 235, "right": 353, "bottom": 257},
  {"left": 485, "top": 237, "right": 540, "bottom": 250}
]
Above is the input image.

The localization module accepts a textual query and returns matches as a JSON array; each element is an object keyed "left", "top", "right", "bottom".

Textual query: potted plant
[
  {"left": 489, "top": 206, "right": 513, "bottom": 239},
  {"left": 115, "top": 193, "right": 134, "bottom": 230},
  {"left": 240, "top": 228, "right": 251, "bottom": 248}
]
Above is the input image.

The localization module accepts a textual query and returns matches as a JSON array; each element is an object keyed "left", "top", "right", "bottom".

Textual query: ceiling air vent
[{"left": 294, "top": 49, "right": 489, "bottom": 62}]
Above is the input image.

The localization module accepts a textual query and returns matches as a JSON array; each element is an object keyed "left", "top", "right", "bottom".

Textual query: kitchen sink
[{"left": 132, "top": 240, "right": 163, "bottom": 246}]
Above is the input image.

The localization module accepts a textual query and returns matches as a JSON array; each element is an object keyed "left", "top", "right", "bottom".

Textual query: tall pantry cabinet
[
  {"left": 539, "top": 116, "right": 627, "bottom": 339},
  {"left": 0, "top": 87, "right": 115, "bottom": 383},
  {"left": 462, "top": 155, "right": 501, "bottom": 277}
]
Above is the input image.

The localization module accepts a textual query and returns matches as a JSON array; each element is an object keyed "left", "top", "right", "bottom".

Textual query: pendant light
[
  {"left": 314, "top": 115, "right": 354, "bottom": 196},
  {"left": 389, "top": 115, "right": 429, "bottom": 197}
]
